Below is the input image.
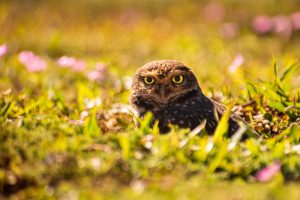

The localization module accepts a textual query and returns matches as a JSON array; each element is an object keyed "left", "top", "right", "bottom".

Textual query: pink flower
[
  {"left": 272, "top": 15, "right": 292, "bottom": 38},
  {"left": 69, "top": 119, "right": 84, "bottom": 125},
  {"left": 290, "top": 12, "right": 300, "bottom": 30},
  {"left": 57, "top": 56, "right": 76, "bottom": 68},
  {"left": 0, "top": 44, "right": 8, "bottom": 58},
  {"left": 71, "top": 60, "right": 86, "bottom": 71},
  {"left": 18, "top": 51, "right": 47, "bottom": 72},
  {"left": 252, "top": 15, "right": 273, "bottom": 34},
  {"left": 57, "top": 56, "right": 86, "bottom": 71},
  {"left": 87, "top": 63, "right": 107, "bottom": 82},
  {"left": 87, "top": 70, "right": 102, "bottom": 81},
  {"left": 256, "top": 161, "right": 281, "bottom": 182},
  {"left": 221, "top": 23, "right": 239, "bottom": 39},
  {"left": 228, "top": 54, "right": 244, "bottom": 73},
  {"left": 202, "top": 2, "right": 225, "bottom": 23}
]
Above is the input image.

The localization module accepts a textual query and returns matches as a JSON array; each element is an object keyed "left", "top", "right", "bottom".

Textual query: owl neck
[
  {"left": 133, "top": 87, "right": 203, "bottom": 117},
  {"left": 171, "top": 88, "right": 202, "bottom": 104}
]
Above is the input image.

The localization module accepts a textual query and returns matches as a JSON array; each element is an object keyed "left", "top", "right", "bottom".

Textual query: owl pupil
[
  {"left": 175, "top": 76, "right": 180, "bottom": 81},
  {"left": 144, "top": 77, "right": 154, "bottom": 84}
]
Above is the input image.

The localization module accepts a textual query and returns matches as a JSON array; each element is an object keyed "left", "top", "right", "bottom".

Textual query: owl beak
[{"left": 158, "top": 84, "right": 167, "bottom": 99}]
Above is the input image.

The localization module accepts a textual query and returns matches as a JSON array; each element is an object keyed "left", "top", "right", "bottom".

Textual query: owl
[{"left": 130, "top": 60, "right": 250, "bottom": 138}]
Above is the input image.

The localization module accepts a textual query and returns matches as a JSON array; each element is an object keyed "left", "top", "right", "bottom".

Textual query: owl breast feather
[{"left": 132, "top": 90, "right": 224, "bottom": 134}]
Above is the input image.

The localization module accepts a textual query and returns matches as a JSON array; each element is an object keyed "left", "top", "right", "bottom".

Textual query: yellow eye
[
  {"left": 172, "top": 75, "right": 184, "bottom": 84},
  {"left": 144, "top": 77, "right": 155, "bottom": 84}
]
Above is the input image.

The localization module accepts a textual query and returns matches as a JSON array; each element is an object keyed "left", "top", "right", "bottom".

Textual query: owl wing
[
  {"left": 211, "top": 99, "right": 247, "bottom": 124},
  {"left": 211, "top": 99, "right": 260, "bottom": 138}
]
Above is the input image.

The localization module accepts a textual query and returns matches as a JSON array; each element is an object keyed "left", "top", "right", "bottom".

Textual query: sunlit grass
[{"left": 1, "top": 0, "right": 300, "bottom": 199}]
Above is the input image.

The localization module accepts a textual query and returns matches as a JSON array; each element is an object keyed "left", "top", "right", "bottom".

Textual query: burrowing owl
[{"left": 130, "top": 60, "right": 248, "bottom": 137}]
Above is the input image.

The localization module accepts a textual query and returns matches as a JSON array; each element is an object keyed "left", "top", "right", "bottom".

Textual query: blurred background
[
  {"left": 1, "top": 1, "right": 300, "bottom": 198},
  {"left": 1, "top": 0, "right": 300, "bottom": 95}
]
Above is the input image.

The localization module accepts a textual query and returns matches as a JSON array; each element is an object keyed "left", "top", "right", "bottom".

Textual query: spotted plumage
[{"left": 130, "top": 60, "right": 248, "bottom": 138}]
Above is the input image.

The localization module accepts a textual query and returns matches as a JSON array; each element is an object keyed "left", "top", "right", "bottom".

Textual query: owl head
[{"left": 131, "top": 60, "right": 202, "bottom": 106}]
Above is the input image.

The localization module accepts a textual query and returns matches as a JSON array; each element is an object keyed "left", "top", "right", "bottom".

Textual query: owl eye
[
  {"left": 172, "top": 75, "right": 184, "bottom": 84},
  {"left": 144, "top": 77, "right": 155, "bottom": 84}
]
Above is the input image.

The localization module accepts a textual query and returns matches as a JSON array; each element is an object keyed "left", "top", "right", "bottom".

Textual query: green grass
[{"left": 1, "top": 0, "right": 300, "bottom": 199}]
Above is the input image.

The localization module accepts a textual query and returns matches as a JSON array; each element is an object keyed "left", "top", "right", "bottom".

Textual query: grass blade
[
  {"left": 280, "top": 63, "right": 298, "bottom": 82},
  {"left": 213, "top": 103, "right": 234, "bottom": 143}
]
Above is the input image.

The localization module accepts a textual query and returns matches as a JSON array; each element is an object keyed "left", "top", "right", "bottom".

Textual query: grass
[{"left": 1, "top": 0, "right": 300, "bottom": 199}]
